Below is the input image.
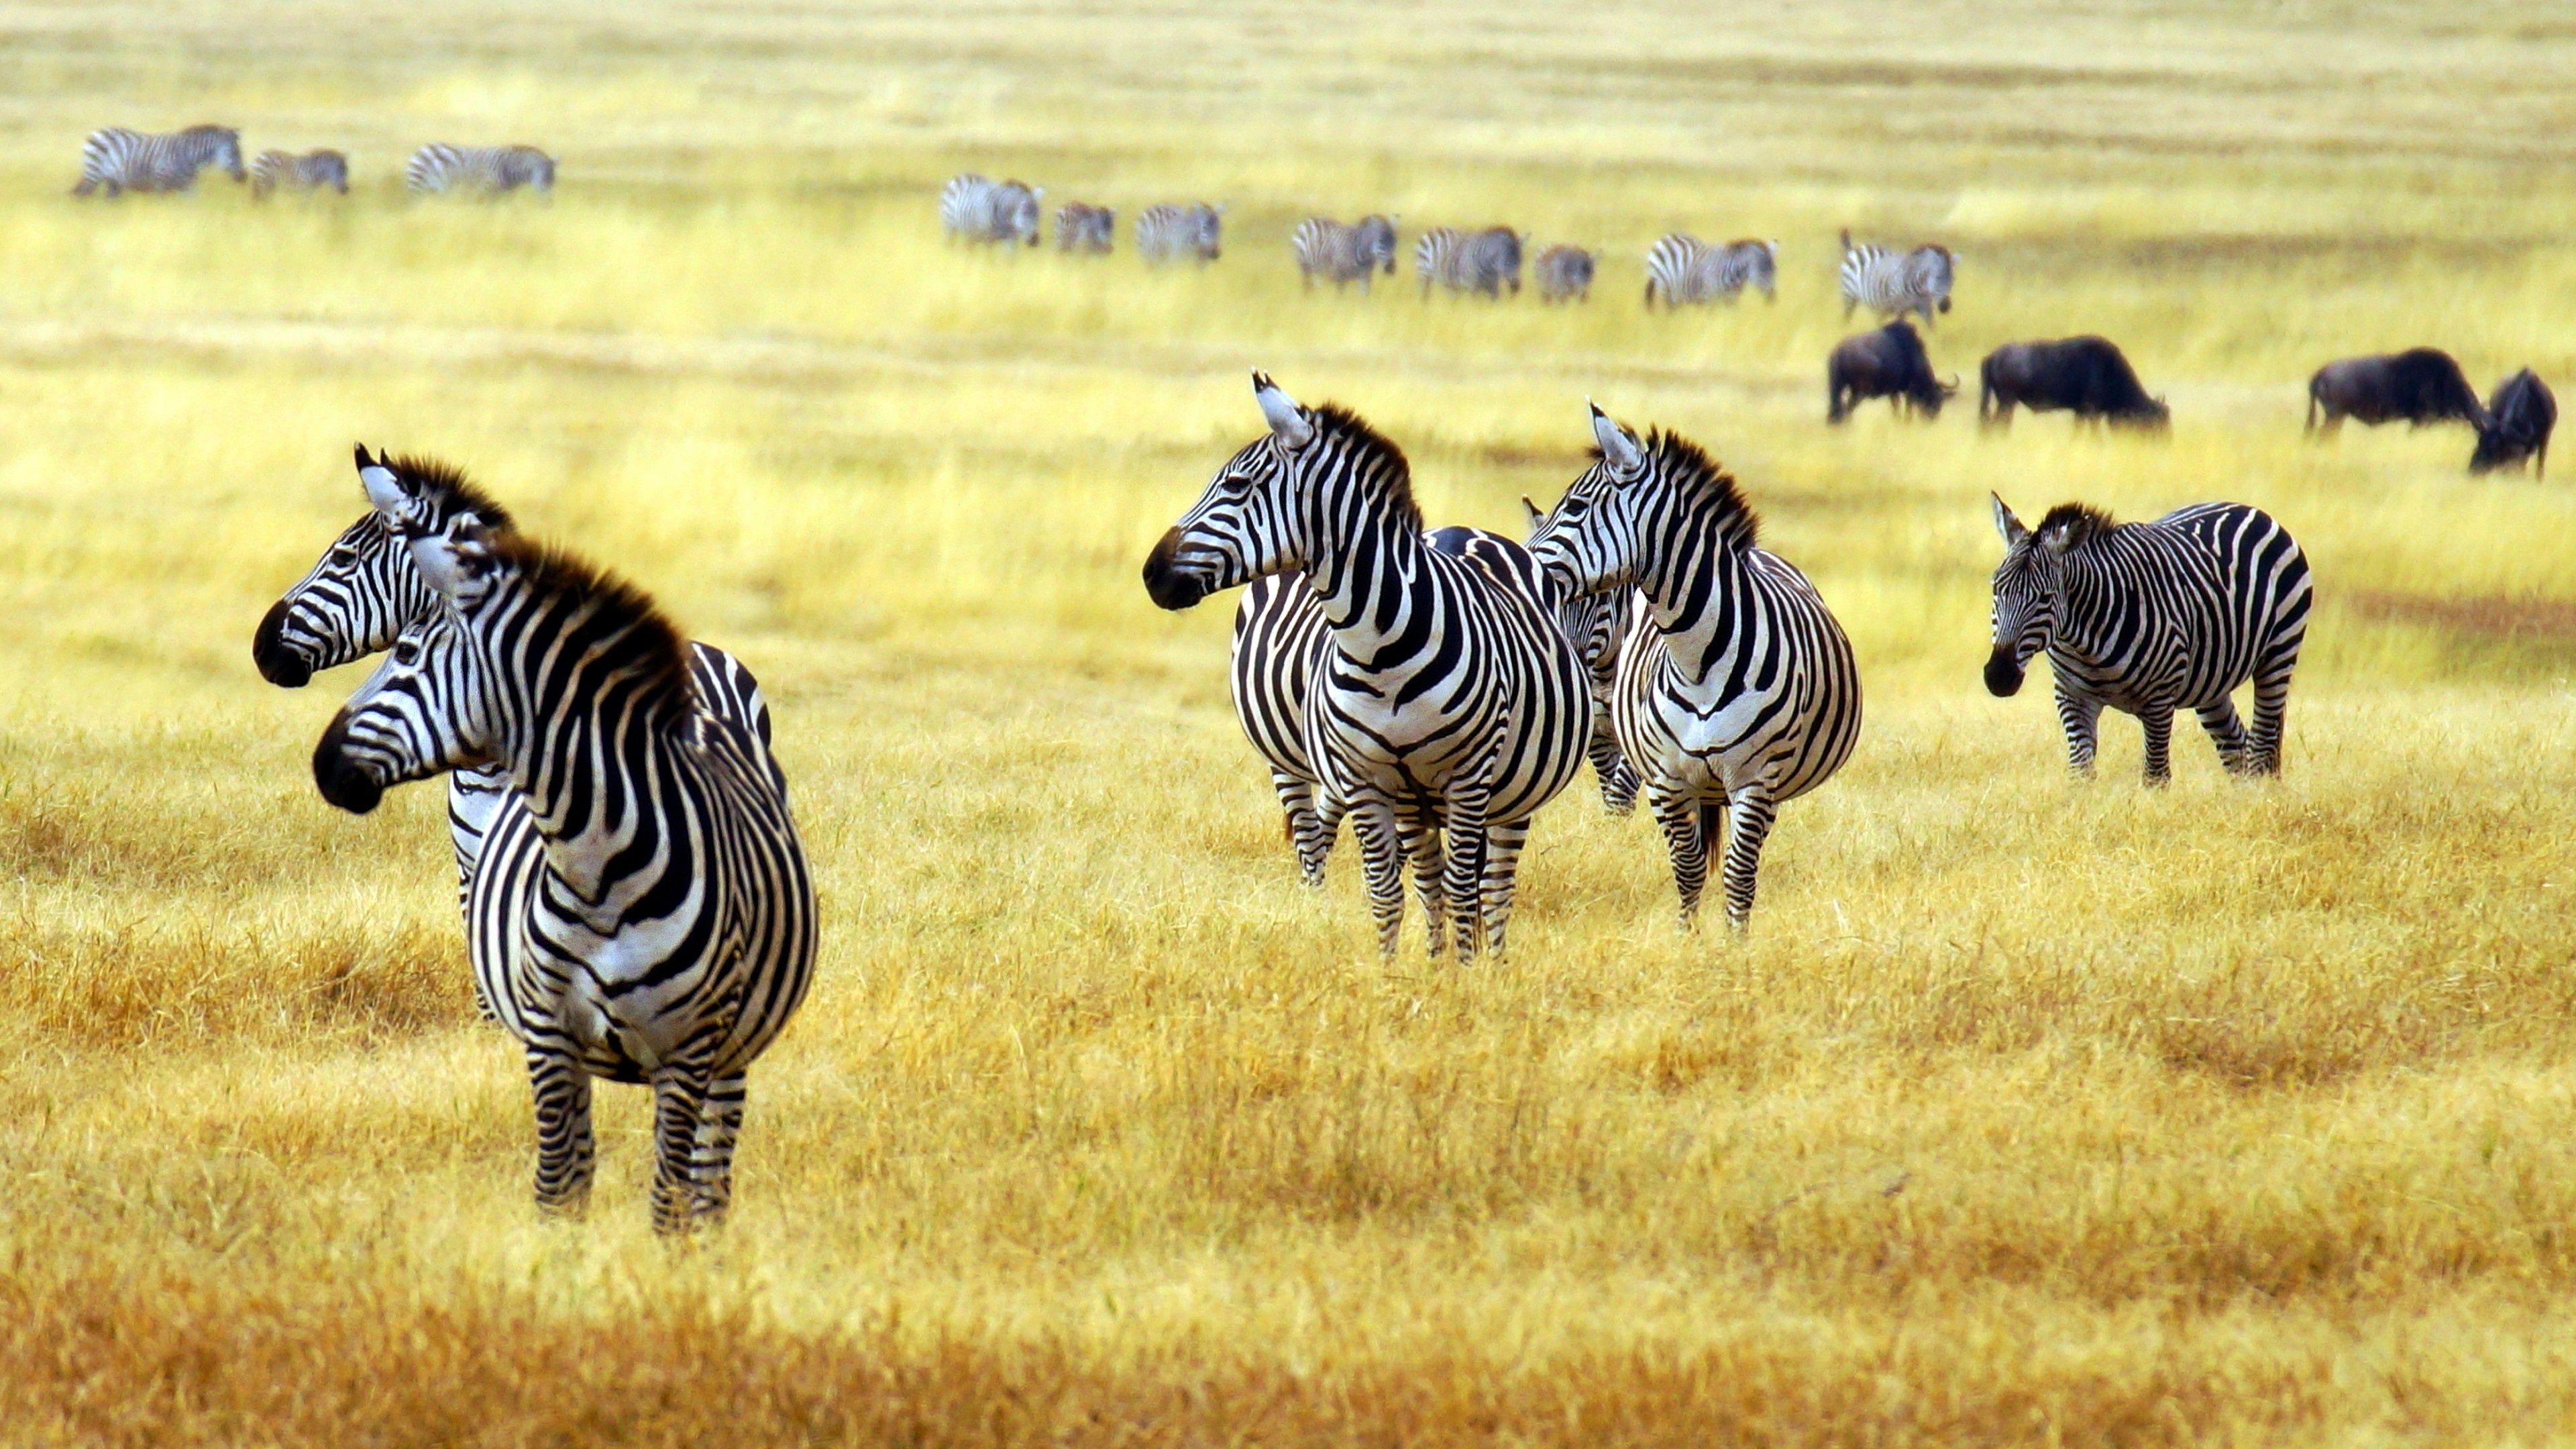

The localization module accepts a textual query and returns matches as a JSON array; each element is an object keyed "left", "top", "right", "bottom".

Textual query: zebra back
[
  {"left": 1416, "top": 226, "right": 1521, "bottom": 298},
  {"left": 408, "top": 144, "right": 555, "bottom": 196},
  {"left": 1137, "top": 203, "right": 1223, "bottom": 263},
  {"left": 74, "top": 124, "right": 244, "bottom": 196},
  {"left": 1840, "top": 230, "right": 1954, "bottom": 325}
]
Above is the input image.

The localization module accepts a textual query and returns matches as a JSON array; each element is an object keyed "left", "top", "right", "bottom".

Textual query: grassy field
[{"left": 5, "top": 0, "right": 2576, "bottom": 1442}]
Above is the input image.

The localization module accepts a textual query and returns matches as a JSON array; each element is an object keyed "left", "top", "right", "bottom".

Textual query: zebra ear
[
  {"left": 1590, "top": 402, "right": 1644, "bottom": 479},
  {"left": 408, "top": 515, "right": 496, "bottom": 600},
  {"left": 1254, "top": 372, "right": 1315, "bottom": 449},
  {"left": 1521, "top": 494, "right": 1544, "bottom": 527},
  {"left": 1990, "top": 493, "right": 2028, "bottom": 547},
  {"left": 360, "top": 455, "right": 413, "bottom": 523}
]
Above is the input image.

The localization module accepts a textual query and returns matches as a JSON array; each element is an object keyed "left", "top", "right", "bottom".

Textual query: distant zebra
[
  {"left": 1533, "top": 245, "right": 1595, "bottom": 303},
  {"left": 939, "top": 173, "right": 1040, "bottom": 246},
  {"left": 313, "top": 478, "right": 815, "bottom": 1235},
  {"left": 250, "top": 149, "right": 349, "bottom": 199},
  {"left": 1839, "top": 230, "right": 1954, "bottom": 327},
  {"left": 72, "top": 125, "right": 244, "bottom": 197},
  {"left": 407, "top": 144, "right": 555, "bottom": 196},
  {"left": 1415, "top": 226, "right": 1522, "bottom": 299},
  {"left": 1137, "top": 203, "right": 1224, "bottom": 263},
  {"left": 1986, "top": 496, "right": 2310, "bottom": 784},
  {"left": 1055, "top": 201, "right": 1116, "bottom": 254},
  {"left": 1644, "top": 235, "right": 1776, "bottom": 308},
  {"left": 1292, "top": 215, "right": 1399, "bottom": 291},
  {"left": 1145, "top": 374, "right": 1589, "bottom": 959},
  {"left": 1529, "top": 409, "right": 1863, "bottom": 929}
]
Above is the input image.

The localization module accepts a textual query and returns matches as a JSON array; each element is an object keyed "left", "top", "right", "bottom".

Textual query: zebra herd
[{"left": 72, "top": 125, "right": 555, "bottom": 197}]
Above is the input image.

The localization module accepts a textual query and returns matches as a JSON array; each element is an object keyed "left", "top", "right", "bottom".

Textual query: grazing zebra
[
  {"left": 250, "top": 149, "right": 350, "bottom": 199},
  {"left": 407, "top": 144, "right": 555, "bottom": 196},
  {"left": 1137, "top": 203, "right": 1224, "bottom": 263},
  {"left": 71, "top": 125, "right": 244, "bottom": 197},
  {"left": 1533, "top": 244, "right": 1595, "bottom": 303},
  {"left": 1839, "top": 230, "right": 1955, "bottom": 327},
  {"left": 1529, "top": 409, "right": 1862, "bottom": 929},
  {"left": 1525, "top": 496, "right": 1642, "bottom": 814},
  {"left": 313, "top": 486, "right": 815, "bottom": 1235},
  {"left": 938, "top": 173, "right": 1041, "bottom": 245},
  {"left": 1144, "top": 374, "right": 1589, "bottom": 959},
  {"left": 1986, "top": 496, "right": 2311, "bottom": 784},
  {"left": 254, "top": 448, "right": 778, "bottom": 940},
  {"left": 1643, "top": 235, "right": 1776, "bottom": 308},
  {"left": 1292, "top": 215, "right": 1399, "bottom": 291},
  {"left": 1055, "top": 201, "right": 1116, "bottom": 254},
  {"left": 1414, "top": 226, "right": 1523, "bottom": 299}
]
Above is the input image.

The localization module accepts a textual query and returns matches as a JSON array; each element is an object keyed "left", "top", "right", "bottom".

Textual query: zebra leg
[
  {"left": 1477, "top": 818, "right": 1533, "bottom": 960},
  {"left": 525, "top": 1046, "right": 596, "bottom": 1220},
  {"left": 2139, "top": 708, "right": 2176, "bottom": 787},
  {"left": 1441, "top": 778, "right": 1495, "bottom": 962},
  {"left": 1719, "top": 786, "right": 1780, "bottom": 931},
  {"left": 647, "top": 1039, "right": 722, "bottom": 1236},
  {"left": 1652, "top": 790, "right": 1710, "bottom": 928},
  {"left": 2249, "top": 666, "right": 2294, "bottom": 776},
  {"left": 688, "top": 1071, "right": 748, "bottom": 1224},
  {"left": 1395, "top": 800, "right": 1451, "bottom": 961},
  {"left": 1350, "top": 798, "right": 1408, "bottom": 959},
  {"left": 2196, "top": 698, "right": 2253, "bottom": 774},
  {"left": 2056, "top": 686, "right": 2103, "bottom": 777},
  {"left": 1272, "top": 767, "right": 1330, "bottom": 887}
]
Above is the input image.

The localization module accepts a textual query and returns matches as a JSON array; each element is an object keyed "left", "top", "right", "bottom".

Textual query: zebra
[
  {"left": 1529, "top": 407, "right": 1862, "bottom": 930},
  {"left": 1839, "top": 230, "right": 1955, "bottom": 327},
  {"left": 1533, "top": 244, "right": 1595, "bottom": 303},
  {"left": 254, "top": 447, "right": 778, "bottom": 941},
  {"left": 1986, "top": 496, "right": 2311, "bottom": 784},
  {"left": 71, "top": 125, "right": 244, "bottom": 197},
  {"left": 312, "top": 485, "right": 816, "bottom": 1236},
  {"left": 1524, "top": 496, "right": 1641, "bottom": 814},
  {"left": 940, "top": 173, "right": 1041, "bottom": 246},
  {"left": 1292, "top": 215, "right": 1399, "bottom": 291},
  {"left": 1055, "top": 201, "right": 1116, "bottom": 254},
  {"left": 1137, "top": 203, "right": 1224, "bottom": 263},
  {"left": 250, "top": 149, "right": 350, "bottom": 199},
  {"left": 1414, "top": 226, "right": 1522, "bottom": 299},
  {"left": 407, "top": 144, "right": 555, "bottom": 196},
  {"left": 1643, "top": 235, "right": 1777, "bottom": 309}
]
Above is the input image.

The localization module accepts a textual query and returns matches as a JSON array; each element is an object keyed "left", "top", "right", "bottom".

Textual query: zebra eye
[
  {"left": 328, "top": 545, "right": 360, "bottom": 564},
  {"left": 392, "top": 637, "right": 420, "bottom": 665}
]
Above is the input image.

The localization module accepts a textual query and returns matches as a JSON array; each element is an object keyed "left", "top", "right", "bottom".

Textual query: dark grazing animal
[
  {"left": 1980, "top": 337, "right": 2169, "bottom": 430},
  {"left": 1533, "top": 244, "right": 1595, "bottom": 303},
  {"left": 2306, "top": 349, "right": 2486, "bottom": 434},
  {"left": 1827, "top": 320, "right": 1955, "bottom": 423},
  {"left": 1055, "top": 201, "right": 1116, "bottom": 254},
  {"left": 2469, "top": 370, "right": 2554, "bottom": 477}
]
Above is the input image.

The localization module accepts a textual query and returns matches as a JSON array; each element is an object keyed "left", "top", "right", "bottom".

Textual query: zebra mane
[
  {"left": 1646, "top": 430, "right": 1759, "bottom": 551},
  {"left": 487, "top": 535, "right": 696, "bottom": 710},
  {"left": 1309, "top": 404, "right": 1422, "bottom": 533},
  {"left": 378, "top": 453, "right": 515, "bottom": 531},
  {"left": 2035, "top": 502, "right": 2113, "bottom": 547}
]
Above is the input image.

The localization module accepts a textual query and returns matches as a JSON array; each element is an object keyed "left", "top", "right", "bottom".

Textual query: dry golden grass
[{"left": 5, "top": 1, "right": 2576, "bottom": 1442}]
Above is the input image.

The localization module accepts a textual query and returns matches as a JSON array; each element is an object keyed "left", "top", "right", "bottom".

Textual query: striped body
[
  {"left": 315, "top": 490, "right": 815, "bottom": 1236},
  {"left": 1293, "top": 215, "right": 1399, "bottom": 291},
  {"left": 1531, "top": 412, "right": 1862, "bottom": 928},
  {"left": 1055, "top": 201, "right": 1116, "bottom": 254},
  {"left": 407, "top": 144, "right": 555, "bottom": 196},
  {"left": 72, "top": 125, "right": 244, "bottom": 196},
  {"left": 1137, "top": 203, "right": 1224, "bottom": 263},
  {"left": 1644, "top": 235, "right": 1775, "bottom": 308},
  {"left": 1987, "top": 499, "right": 2311, "bottom": 783},
  {"left": 941, "top": 174, "right": 1041, "bottom": 245},
  {"left": 1146, "top": 376, "right": 1587, "bottom": 959},
  {"left": 1839, "top": 231, "right": 1954, "bottom": 327},
  {"left": 1533, "top": 244, "right": 1595, "bottom": 303},
  {"left": 1414, "top": 226, "right": 1521, "bottom": 299},
  {"left": 250, "top": 149, "right": 350, "bottom": 198}
]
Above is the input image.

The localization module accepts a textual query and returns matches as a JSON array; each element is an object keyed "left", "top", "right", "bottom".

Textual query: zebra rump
[
  {"left": 72, "top": 125, "right": 244, "bottom": 197},
  {"left": 1055, "top": 201, "right": 1116, "bottom": 254},
  {"left": 407, "top": 144, "right": 555, "bottom": 196},
  {"left": 1415, "top": 226, "right": 1521, "bottom": 299},
  {"left": 1534, "top": 245, "right": 1595, "bottom": 303},
  {"left": 251, "top": 149, "right": 350, "bottom": 199},
  {"left": 1644, "top": 235, "right": 1775, "bottom": 308},
  {"left": 1293, "top": 215, "right": 1399, "bottom": 291},
  {"left": 1137, "top": 203, "right": 1224, "bottom": 263}
]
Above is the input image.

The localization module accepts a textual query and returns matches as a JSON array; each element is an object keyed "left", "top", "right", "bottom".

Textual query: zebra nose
[
  {"left": 253, "top": 600, "right": 313, "bottom": 688},
  {"left": 311, "top": 710, "right": 384, "bottom": 814},
  {"left": 1141, "top": 527, "right": 1208, "bottom": 611},
  {"left": 1982, "top": 649, "right": 2025, "bottom": 698}
]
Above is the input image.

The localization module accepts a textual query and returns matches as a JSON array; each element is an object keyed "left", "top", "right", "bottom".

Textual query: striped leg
[
  {"left": 1350, "top": 798, "right": 1408, "bottom": 959},
  {"left": 649, "top": 1038, "right": 722, "bottom": 1236},
  {"left": 525, "top": 1045, "right": 596, "bottom": 1220},
  {"left": 1271, "top": 767, "right": 1331, "bottom": 887},
  {"left": 1651, "top": 788, "right": 1711, "bottom": 928},
  {"left": 689, "top": 1072, "right": 748, "bottom": 1224},
  {"left": 2248, "top": 635, "right": 2301, "bottom": 776},
  {"left": 1477, "top": 817, "right": 1533, "bottom": 959},
  {"left": 1397, "top": 800, "right": 1451, "bottom": 961},
  {"left": 1719, "top": 785, "right": 1779, "bottom": 930},
  {"left": 2196, "top": 698, "right": 2253, "bottom": 773},
  {"left": 1441, "top": 775, "right": 1494, "bottom": 961},
  {"left": 1590, "top": 730, "right": 1638, "bottom": 814},
  {"left": 2055, "top": 686, "right": 2104, "bottom": 777},
  {"left": 2139, "top": 708, "right": 2176, "bottom": 787}
]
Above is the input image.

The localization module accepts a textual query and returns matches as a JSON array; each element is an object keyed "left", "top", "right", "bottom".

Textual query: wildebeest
[
  {"left": 2470, "top": 368, "right": 2555, "bottom": 477},
  {"left": 1055, "top": 201, "right": 1116, "bottom": 254},
  {"left": 2306, "top": 349, "right": 2486, "bottom": 435},
  {"left": 1980, "top": 337, "right": 2169, "bottom": 431},
  {"left": 1533, "top": 244, "right": 1595, "bottom": 303},
  {"left": 1827, "top": 320, "right": 1955, "bottom": 423}
]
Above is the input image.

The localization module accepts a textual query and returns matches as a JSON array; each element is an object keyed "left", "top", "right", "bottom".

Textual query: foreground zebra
[
  {"left": 407, "top": 144, "right": 555, "bottom": 196},
  {"left": 250, "top": 149, "right": 349, "bottom": 199},
  {"left": 1533, "top": 245, "right": 1595, "bottom": 303},
  {"left": 1293, "top": 215, "right": 1399, "bottom": 291},
  {"left": 313, "top": 477, "right": 815, "bottom": 1234},
  {"left": 1643, "top": 235, "right": 1776, "bottom": 308},
  {"left": 1415, "top": 226, "right": 1522, "bottom": 299},
  {"left": 1986, "top": 496, "right": 2311, "bottom": 783},
  {"left": 254, "top": 448, "right": 777, "bottom": 952},
  {"left": 1529, "top": 409, "right": 1862, "bottom": 929},
  {"left": 1839, "top": 230, "right": 1955, "bottom": 327},
  {"left": 1137, "top": 203, "right": 1224, "bottom": 263},
  {"left": 1055, "top": 201, "right": 1116, "bottom": 254},
  {"left": 72, "top": 125, "right": 244, "bottom": 196},
  {"left": 1146, "top": 375, "right": 1588, "bottom": 959},
  {"left": 941, "top": 174, "right": 1041, "bottom": 246}
]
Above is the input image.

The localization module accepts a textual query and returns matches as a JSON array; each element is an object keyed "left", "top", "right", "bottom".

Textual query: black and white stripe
[
  {"left": 1137, "top": 203, "right": 1225, "bottom": 263},
  {"left": 72, "top": 125, "right": 244, "bottom": 197},
  {"left": 941, "top": 174, "right": 1042, "bottom": 246},
  {"left": 313, "top": 483, "right": 815, "bottom": 1236},
  {"left": 1529, "top": 409, "right": 1862, "bottom": 929},
  {"left": 1293, "top": 215, "right": 1399, "bottom": 291},
  {"left": 1643, "top": 235, "right": 1776, "bottom": 308},
  {"left": 407, "top": 144, "right": 555, "bottom": 196},
  {"left": 1986, "top": 497, "right": 2311, "bottom": 784},
  {"left": 1055, "top": 201, "right": 1116, "bottom": 254},
  {"left": 1839, "top": 230, "right": 1954, "bottom": 327},
  {"left": 1413, "top": 226, "right": 1522, "bottom": 299},
  {"left": 1146, "top": 374, "right": 1588, "bottom": 959},
  {"left": 250, "top": 149, "right": 349, "bottom": 198},
  {"left": 1533, "top": 244, "right": 1596, "bottom": 303}
]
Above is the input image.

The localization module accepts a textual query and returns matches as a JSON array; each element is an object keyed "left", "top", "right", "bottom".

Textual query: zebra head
[
  {"left": 1526, "top": 405, "right": 1654, "bottom": 602},
  {"left": 1142, "top": 372, "right": 1320, "bottom": 611},
  {"left": 1986, "top": 494, "right": 2094, "bottom": 697},
  {"left": 190, "top": 125, "right": 246, "bottom": 182},
  {"left": 254, "top": 445, "right": 513, "bottom": 688}
]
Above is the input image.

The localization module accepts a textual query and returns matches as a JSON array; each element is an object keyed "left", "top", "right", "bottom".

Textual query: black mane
[
  {"left": 382, "top": 452, "right": 516, "bottom": 531},
  {"left": 2035, "top": 502, "right": 2114, "bottom": 546},
  {"left": 1309, "top": 403, "right": 1422, "bottom": 533},
  {"left": 1648, "top": 429, "right": 1759, "bottom": 550},
  {"left": 488, "top": 534, "right": 694, "bottom": 710}
]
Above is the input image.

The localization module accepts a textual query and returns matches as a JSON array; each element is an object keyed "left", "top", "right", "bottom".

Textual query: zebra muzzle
[
  {"left": 311, "top": 710, "right": 386, "bottom": 815},
  {"left": 1141, "top": 528, "right": 1208, "bottom": 611},
  {"left": 252, "top": 599, "right": 313, "bottom": 688},
  {"left": 1983, "top": 649, "right": 2026, "bottom": 698}
]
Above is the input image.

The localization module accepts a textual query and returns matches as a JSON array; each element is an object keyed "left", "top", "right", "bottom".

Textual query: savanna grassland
[{"left": 5, "top": 1, "right": 2576, "bottom": 1442}]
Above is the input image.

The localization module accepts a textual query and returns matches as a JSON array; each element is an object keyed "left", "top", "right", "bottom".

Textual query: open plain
[{"left": 4, "top": 1, "right": 2576, "bottom": 1442}]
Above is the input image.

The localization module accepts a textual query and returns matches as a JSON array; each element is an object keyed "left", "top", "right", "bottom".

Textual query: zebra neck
[
  {"left": 2045, "top": 553, "right": 2127, "bottom": 665},
  {"left": 506, "top": 700, "right": 696, "bottom": 910},
  {"left": 1297, "top": 493, "right": 1431, "bottom": 650},
  {"left": 1638, "top": 518, "right": 1749, "bottom": 682}
]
